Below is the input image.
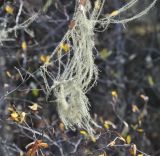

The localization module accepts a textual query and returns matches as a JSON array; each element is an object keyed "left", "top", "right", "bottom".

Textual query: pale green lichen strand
[{"left": 40, "top": 0, "right": 158, "bottom": 136}]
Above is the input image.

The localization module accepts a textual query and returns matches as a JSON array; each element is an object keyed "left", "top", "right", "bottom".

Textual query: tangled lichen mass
[{"left": 40, "top": 0, "right": 158, "bottom": 136}]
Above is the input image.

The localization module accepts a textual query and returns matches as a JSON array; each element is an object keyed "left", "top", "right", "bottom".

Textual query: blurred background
[{"left": 0, "top": 0, "right": 160, "bottom": 155}]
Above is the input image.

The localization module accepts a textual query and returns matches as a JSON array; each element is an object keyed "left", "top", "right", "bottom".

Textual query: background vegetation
[{"left": 0, "top": 0, "right": 160, "bottom": 156}]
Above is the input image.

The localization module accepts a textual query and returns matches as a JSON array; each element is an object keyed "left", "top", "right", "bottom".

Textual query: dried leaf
[
  {"left": 38, "top": 142, "right": 49, "bottom": 148},
  {"left": 27, "top": 148, "right": 36, "bottom": 156},
  {"left": 26, "top": 140, "right": 48, "bottom": 156}
]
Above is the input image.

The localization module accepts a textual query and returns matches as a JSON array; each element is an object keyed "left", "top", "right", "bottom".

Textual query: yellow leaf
[
  {"left": 40, "top": 55, "right": 50, "bottom": 64},
  {"left": 110, "top": 10, "right": 119, "bottom": 17},
  {"left": 59, "top": 122, "right": 65, "bottom": 131},
  {"left": 131, "top": 124, "right": 138, "bottom": 130},
  {"left": 6, "top": 71, "right": 12, "bottom": 78},
  {"left": 99, "top": 49, "right": 111, "bottom": 60},
  {"left": 104, "top": 120, "right": 117, "bottom": 129},
  {"left": 80, "top": 130, "right": 88, "bottom": 137},
  {"left": 137, "top": 128, "right": 144, "bottom": 133},
  {"left": 111, "top": 91, "right": 118, "bottom": 98},
  {"left": 132, "top": 104, "right": 139, "bottom": 113},
  {"left": 21, "top": 41, "right": 27, "bottom": 51},
  {"left": 11, "top": 112, "right": 19, "bottom": 120},
  {"left": 91, "top": 136, "right": 97, "bottom": 143},
  {"left": 99, "top": 152, "right": 106, "bottom": 156},
  {"left": 19, "top": 112, "right": 26, "bottom": 123},
  {"left": 8, "top": 106, "right": 14, "bottom": 112},
  {"left": 104, "top": 123, "right": 110, "bottom": 129},
  {"left": 60, "top": 43, "right": 70, "bottom": 52},
  {"left": 80, "top": 130, "right": 96, "bottom": 142},
  {"left": 32, "top": 88, "right": 40, "bottom": 97},
  {"left": 108, "top": 140, "right": 116, "bottom": 147},
  {"left": 10, "top": 111, "right": 26, "bottom": 123},
  {"left": 126, "top": 135, "right": 132, "bottom": 144},
  {"left": 99, "top": 116, "right": 104, "bottom": 123},
  {"left": 29, "top": 103, "right": 41, "bottom": 111},
  {"left": 95, "top": 0, "right": 101, "bottom": 10},
  {"left": 8, "top": 106, "right": 26, "bottom": 123},
  {"left": 129, "top": 144, "right": 137, "bottom": 156},
  {"left": 137, "top": 154, "right": 143, "bottom": 156},
  {"left": 118, "top": 136, "right": 126, "bottom": 143},
  {"left": 148, "top": 75, "right": 155, "bottom": 86},
  {"left": 5, "top": 5, "right": 14, "bottom": 14},
  {"left": 140, "top": 94, "right": 149, "bottom": 102}
]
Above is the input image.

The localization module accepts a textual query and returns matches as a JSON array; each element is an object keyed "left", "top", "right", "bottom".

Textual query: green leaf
[
  {"left": 99, "top": 48, "right": 111, "bottom": 60},
  {"left": 148, "top": 75, "right": 155, "bottom": 86},
  {"left": 32, "top": 88, "right": 40, "bottom": 97}
]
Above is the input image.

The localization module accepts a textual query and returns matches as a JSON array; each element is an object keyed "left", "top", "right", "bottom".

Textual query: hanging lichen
[{"left": 40, "top": 0, "right": 157, "bottom": 136}]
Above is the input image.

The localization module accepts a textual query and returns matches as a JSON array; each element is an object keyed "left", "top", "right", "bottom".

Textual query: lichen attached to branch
[{"left": 40, "top": 0, "right": 157, "bottom": 136}]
